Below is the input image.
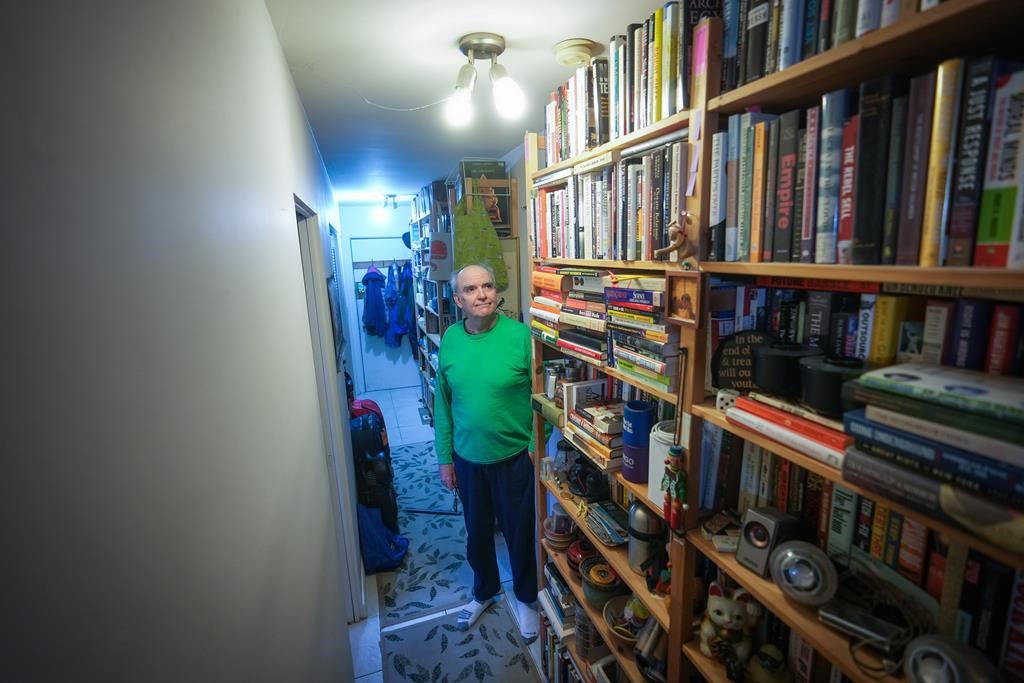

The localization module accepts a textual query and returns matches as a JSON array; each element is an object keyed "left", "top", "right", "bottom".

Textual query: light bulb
[
  {"left": 444, "top": 88, "right": 473, "bottom": 127},
  {"left": 490, "top": 62, "right": 525, "bottom": 120}
]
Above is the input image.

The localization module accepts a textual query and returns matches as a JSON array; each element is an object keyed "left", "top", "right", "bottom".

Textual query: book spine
[
  {"left": 722, "top": 0, "right": 740, "bottom": 91},
  {"left": 975, "top": 69, "right": 1024, "bottom": 268},
  {"left": 726, "top": 407, "right": 844, "bottom": 468},
  {"left": 815, "top": 91, "right": 849, "bottom": 263},
  {"left": 826, "top": 485, "right": 858, "bottom": 566},
  {"left": 817, "top": 0, "right": 832, "bottom": 54},
  {"left": 800, "top": 0, "right": 819, "bottom": 60},
  {"left": 710, "top": 131, "right": 729, "bottom": 261},
  {"left": 881, "top": 95, "right": 909, "bottom": 264},
  {"left": 801, "top": 106, "right": 821, "bottom": 262},
  {"left": 818, "top": 479, "right": 833, "bottom": 549},
  {"left": 837, "top": 113, "right": 860, "bottom": 264},
  {"left": 854, "top": 294, "right": 876, "bottom": 361},
  {"left": 867, "top": 295, "right": 907, "bottom": 366},
  {"left": 853, "top": 77, "right": 896, "bottom": 265},
  {"left": 763, "top": 118, "right": 781, "bottom": 261},
  {"left": 896, "top": 72, "right": 937, "bottom": 265},
  {"left": 975, "top": 558, "right": 1015, "bottom": 661},
  {"left": 869, "top": 503, "right": 890, "bottom": 561},
  {"left": 999, "top": 569, "right": 1024, "bottom": 679},
  {"left": 921, "top": 299, "right": 955, "bottom": 364},
  {"left": 663, "top": 3, "right": 679, "bottom": 120},
  {"left": 949, "top": 299, "right": 993, "bottom": 370},
  {"left": 986, "top": 304, "right": 1023, "bottom": 376},
  {"left": 854, "top": 496, "right": 875, "bottom": 551},
  {"left": 919, "top": 58, "right": 965, "bottom": 267},
  {"left": 727, "top": 114, "right": 741, "bottom": 261},
  {"left": 880, "top": 0, "right": 901, "bottom": 27},
  {"left": 946, "top": 57, "right": 997, "bottom": 266},
  {"left": 955, "top": 552, "right": 984, "bottom": 643},
  {"left": 774, "top": 110, "right": 801, "bottom": 261},
  {"left": 757, "top": 450, "right": 776, "bottom": 507},
  {"left": 805, "top": 291, "right": 833, "bottom": 350},
  {"left": 744, "top": 0, "right": 771, "bottom": 83},
  {"left": 778, "top": 0, "right": 803, "bottom": 71},
  {"left": 854, "top": 0, "right": 882, "bottom": 37},
  {"left": 751, "top": 121, "right": 768, "bottom": 262},
  {"left": 738, "top": 443, "right": 763, "bottom": 512},
  {"left": 737, "top": 0, "right": 750, "bottom": 88},
  {"left": 793, "top": 127, "right": 807, "bottom": 260},
  {"left": 736, "top": 395, "right": 850, "bottom": 449},
  {"left": 883, "top": 510, "right": 903, "bottom": 568},
  {"left": 765, "top": 0, "right": 782, "bottom": 75},
  {"left": 896, "top": 517, "right": 928, "bottom": 584},
  {"left": 831, "top": 0, "right": 857, "bottom": 47},
  {"left": 924, "top": 533, "right": 949, "bottom": 600}
]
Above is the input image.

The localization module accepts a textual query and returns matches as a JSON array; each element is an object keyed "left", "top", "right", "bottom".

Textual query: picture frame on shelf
[{"left": 665, "top": 271, "right": 701, "bottom": 326}]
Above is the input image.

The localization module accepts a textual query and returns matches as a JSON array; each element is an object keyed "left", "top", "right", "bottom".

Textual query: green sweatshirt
[{"left": 434, "top": 315, "right": 533, "bottom": 465}]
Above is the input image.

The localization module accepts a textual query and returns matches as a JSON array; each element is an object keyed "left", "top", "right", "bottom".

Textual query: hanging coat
[
  {"left": 386, "top": 261, "right": 414, "bottom": 348},
  {"left": 361, "top": 268, "right": 388, "bottom": 338}
]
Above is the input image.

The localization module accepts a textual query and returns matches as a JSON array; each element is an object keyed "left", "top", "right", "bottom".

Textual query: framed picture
[{"left": 665, "top": 271, "right": 701, "bottom": 325}]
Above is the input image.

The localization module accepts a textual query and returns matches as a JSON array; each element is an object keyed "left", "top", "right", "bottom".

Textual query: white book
[
  {"left": 738, "top": 442, "right": 763, "bottom": 513},
  {"left": 710, "top": 132, "right": 728, "bottom": 254},
  {"left": 663, "top": 1, "right": 679, "bottom": 120},
  {"left": 855, "top": 0, "right": 882, "bottom": 37},
  {"left": 726, "top": 407, "right": 845, "bottom": 469},
  {"left": 537, "top": 588, "right": 575, "bottom": 639},
  {"left": 582, "top": 174, "right": 593, "bottom": 260},
  {"left": 825, "top": 484, "right": 857, "bottom": 566},
  {"left": 880, "top": 0, "right": 901, "bottom": 27},
  {"left": 864, "top": 404, "right": 1024, "bottom": 465},
  {"left": 757, "top": 450, "right": 776, "bottom": 507},
  {"left": 559, "top": 311, "right": 607, "bottom": 333},
  {"left": 529, "top": 307, "right": 561, "bottom": 325}
]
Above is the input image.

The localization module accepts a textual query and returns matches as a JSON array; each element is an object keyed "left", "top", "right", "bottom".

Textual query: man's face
[{"left": 454, "top": 266, "right": 497, "bottom": 320}]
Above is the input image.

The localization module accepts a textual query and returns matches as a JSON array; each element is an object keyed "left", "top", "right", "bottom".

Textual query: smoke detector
[{"left": 553, "top": 38, "right": 601, "bottom": 67}]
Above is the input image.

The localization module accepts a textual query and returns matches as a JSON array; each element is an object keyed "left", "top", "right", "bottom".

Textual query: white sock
[
  {"left": 515, "top": 600, "right": 539, "bottom": 642},
  {"left": 456, "top": 597, "right": 495, "bottom": 631}
]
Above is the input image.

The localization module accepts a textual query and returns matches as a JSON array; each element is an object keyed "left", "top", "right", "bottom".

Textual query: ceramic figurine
[{"left": 698, "top": 582, "right": 756, "bottom": 665}]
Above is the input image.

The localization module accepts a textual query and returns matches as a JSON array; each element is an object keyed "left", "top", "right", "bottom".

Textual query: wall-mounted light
[{"left": 444, "top": 32, "right": 525, "bottom": 127}]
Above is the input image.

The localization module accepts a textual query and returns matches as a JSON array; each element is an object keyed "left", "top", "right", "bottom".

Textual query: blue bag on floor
[{"left": 357, "top": 503, "right": 409, "bottom": 573}]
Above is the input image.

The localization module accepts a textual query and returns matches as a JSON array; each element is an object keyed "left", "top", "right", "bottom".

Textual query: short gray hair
[{"left": 450, "top": 263, "right": 495, "bottom": 295}]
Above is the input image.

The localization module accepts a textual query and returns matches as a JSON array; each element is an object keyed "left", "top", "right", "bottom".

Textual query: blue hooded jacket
[{"left": 361, "top": 268, "right": 388, "bottom": 338}]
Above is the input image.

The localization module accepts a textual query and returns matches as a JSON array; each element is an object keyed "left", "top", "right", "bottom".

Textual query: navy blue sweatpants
[{"left": 453, "top": 450, "right": 538, "bottom": 605}]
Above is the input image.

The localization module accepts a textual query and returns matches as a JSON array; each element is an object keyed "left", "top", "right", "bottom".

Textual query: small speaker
[
  {"left": 904, "top": 635, "right": 997, "bottom": 683},
  {"left": 769, "top": 541, "right": 838, "bottom": 606},
  {"left": 736, "top": 507, "right": 802, "bottom": 576}
]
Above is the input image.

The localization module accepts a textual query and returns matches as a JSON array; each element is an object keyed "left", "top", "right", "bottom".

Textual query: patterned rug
[
  {"left": 382, "top": 601, "right": 540, "bottom": 683},
  {"left": 378, "top": 440, "right": 475, "bottom": 627}
]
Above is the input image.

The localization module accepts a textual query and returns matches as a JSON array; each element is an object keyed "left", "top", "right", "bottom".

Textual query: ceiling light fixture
[{"left": 444, "top": 32, "right": 525, "bottom": 127}]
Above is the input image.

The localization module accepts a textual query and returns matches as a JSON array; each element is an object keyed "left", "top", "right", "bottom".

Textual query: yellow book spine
[
  {"left": 652, "top": 8, "right": 663, "bottom": 123},
  {"left": 867, "top": 295, "right": 908, "bottom": 365},
  {"left": 869, "top": 504, "right": 890, "bottom": 560},
  {"left": 750, "top": 122, "right": 768, "bottom": 263},
  {"left": 919, "top": 58, "right": 964, "bottom": 267}
]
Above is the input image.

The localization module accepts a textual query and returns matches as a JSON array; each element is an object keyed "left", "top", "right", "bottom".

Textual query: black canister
[{"left": 752, "top": 342, "right": 824, "bottom": 398}]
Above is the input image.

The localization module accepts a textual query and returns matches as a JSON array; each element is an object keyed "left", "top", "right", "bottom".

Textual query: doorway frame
[{"left": 295, "top": 198, "right": 366, "bottom": 623}]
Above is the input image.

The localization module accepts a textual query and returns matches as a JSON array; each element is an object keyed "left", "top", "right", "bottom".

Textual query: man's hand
[{"left": 439, "top": 463, "right": 457, "bottom": 492}]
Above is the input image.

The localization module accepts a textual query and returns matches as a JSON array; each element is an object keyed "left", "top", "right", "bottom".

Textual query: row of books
[
  {"left": 543, "top": 2, "right": 716, "bottom": 166},
  {"left": 708, "top": 57, "right": 1024, "bottom": 268},
  {"left": 707, "top": 278, "right": 1024, "bottom": 375},
  {"left": 532, "top": 138, "right": 689, "bottom": 262}
]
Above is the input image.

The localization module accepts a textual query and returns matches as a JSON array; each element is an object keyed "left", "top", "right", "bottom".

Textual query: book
[
  {"left": 843, "top": 378, "right": 1024, "bottom": 446},
  {"left": 975, "top": 557, "right": 1015, "bottom": 660},
  {"left": 986, "top": 304, "right": 1023, "bottom": 376},
  {"left": 918, "top": 58, "right": 964, "bottom": 267},
  {"left": 750, "top": 120, "right": 770, "bottom": 262},
  {"left": 831, "top": 0, "right": 857, "bottom": 47},
  {"left": 896, "top": 517, "right": 927, "bottom": 583},
  {"left": 975, "top": 68, "right": 1024, "bottom": 268},
  {"left": 743, "top": 0, "right": 772, "bottom": 83},
  {"left": 945, "top": 298, "right": 993, "bottom": 370},
  {"left": 774, "top": 110, "right": 801, "bottom": 261},
  {"left": 853, "top": 77, "right": 899, "bottom": 265},
  {"left": 726, "top": 407, "right": 844, "bottom": 468},
  {"left": 739, "top": 112, "right": 778, "bottom": 260},
  {"left": 765, "top": 0, "right": 781, "bottom": 75},
  {"left": 842, "top": 447, "right": 1024, "bottom": 555},
  {"left": 826, "top": 485, "right": 858, "bottom": 566},
  {"left": 857, "top": 362, "right": 1024, "bottom": 424},
  {"left": 801, "top": 0, "right": 819, "bottom": 61},
  {"left": 726, "top": 114, "right": 742, "bottom": 261},
  {"left": 854, "top": 293, "right": 876, "bottom": 360},
  {"left": 762, "top": 118, "right": 781, "bottom": 261},
  {"left": 737, "top": 395, "right": 852, "bottom": 449},
  {"left": 562, "top": 379, "right": 609, "bottom": 426},
  {"left": 869, "top": 503, "right": 890, "bottom": 561},
  {"left": 801, "top": 105, "right": 821, "bottom": 262},
  {"left": 815, "top": 89, "right": 850, "bottom": 264},
  {"left": 881, "top": 95, "right": 909, "bottom": 264},
  {"left": 853, "top": 495, "right": 874, "bottom": 551},
  {"left": 709, "top": 131, "right": 729, "bottom": 261},
  {"left": 737, "top": 442, "right": 763, "bottom": 512},
  {"left": 836, "top": 113, "right": 859, "bottom": 264},
  {"left": 757, "top": 449, "right": 776, "bottom": 507},
  {"left": 896, "top": 71, "right": 937, "bottom": 265},
  {"left": 662, "top": 2, "right": 679, "bottom": 120},
  {"left": 883, "top": 510, "right": 903, "bottom": 568},
  {"left": 921, "top": 298, "right": 955, "bottom": 364},
  {"left": 777, "top": 0, "right": 802, "bottom": 71},
  {"left": 578, "top": 401, "right": 625, "bottom": 434},
  {"left": 855, "top": 0, "right": 882, "bottom": 37},
  {"left": 947, "top": 57, "right": 1019, "bottom": 266},
  {"left": 1000, "top": 569, "right": 1024, "bottom": 680},
  {"left": 955, "top": 550, "right": 984, "bottom": 642},
  {"left": 867, "top": 295, "right": 914, "bottom": 366}
]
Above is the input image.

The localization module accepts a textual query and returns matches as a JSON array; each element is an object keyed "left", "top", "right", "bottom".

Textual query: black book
[
  {"left": 765, "top": 0, "right": 781, "bottom": 75},
  {"left": 973, "top": 557, "right": 1015, "bottom": 661},
  {"left": 880, "top": 95, "right": 909, "bottom": 264},
  {"left": 792, "top": 126, "right": 806, "bottom": 261},
  {"left": 774, "top": 110, "right": 801, "bottom": 261},
  {"left": 852, "top": 76, "right": 900, "bottom": 264},
  {"left": 805, "top": 291, "right": 833, "bottom": 350},
  {"left": 591, "top": 58, "right": 610, "bottom": 147},
  {"left": 744, "top": 0, "right": 771, "bottom": 83},
  {"left": 737, "top": 0, "right": 751, "bottom": 86},
  {"left": 817, "top": 0, "right": 832, "bottom": 54},
  {"left": 763, "top": 118, "right": 781, "bottom": 261},
  {"left": 947, "top": 56, "right": 1022, "bottom": 266},
  {"left": 802, "top": 0, "right": 820, "bottom": 60},
  {"left": 560, "top": 327, "right": 607, "bottom": 351},
  {"left": 625, "top": 24, "right": 641, "bottom": 134}
]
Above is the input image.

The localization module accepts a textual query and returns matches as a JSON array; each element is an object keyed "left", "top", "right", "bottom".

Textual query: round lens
[
  {"left": 784, "top": 558, "right": 820, "bottom": 591},
  {"left": 746, "top": 522, "right": 770, "bottom": 548}
]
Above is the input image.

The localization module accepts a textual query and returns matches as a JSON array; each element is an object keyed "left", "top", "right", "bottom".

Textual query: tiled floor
[{"left": 347, "top": 386, "right": 542, "bottom": 681}]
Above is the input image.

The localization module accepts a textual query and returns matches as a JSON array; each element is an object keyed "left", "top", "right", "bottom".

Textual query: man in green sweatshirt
[{"left": 434, "top": 263, "right": 538, "bottom": 641}]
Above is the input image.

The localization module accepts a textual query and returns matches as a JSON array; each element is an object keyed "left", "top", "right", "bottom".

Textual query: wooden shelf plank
[
  {"left": 537, "top": 338, "right": 678, "bottom": 404},
  {"left": 544, "top": 542, "right": 645, "bottom": 683},
  {"left": 690, "top": 402, "right": 1024, "bottom": 569},
  {"left": 614, "top": 473, "right": 664, "bottom": 521},
  {"left": 531, "top": 109, "right": 690, "bottom": 183},
  {"left": 533, "top": 257, "right": 698, "bottom": 273},
  {"left": 700, "top": 261, "right": 1024, "bottom": 290},
  {"left": 542, "top": 478, "right": 671, "bottom": 631},
  {"left": 682, "top": 641, "right": 729, "bottom": 683},
  {"left": 709, "top": 0, "right": 1022, "bottom": 114},
  {"left": 686, "top": 532, "right": 901, "bottom": 683}
]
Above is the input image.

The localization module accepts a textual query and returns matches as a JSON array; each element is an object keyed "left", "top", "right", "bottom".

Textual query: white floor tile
[
  {"left": 358, "top": 391, "right": 393, "bottom": 410},
  {"left": 355, "top": 671, "right": 383, "bottom": 683},
  {"left": 348, "top": 614, "right": 381, "bottom": 678},
  {"left": 399, "top": 425, "right": 434, "bottom": 444}
]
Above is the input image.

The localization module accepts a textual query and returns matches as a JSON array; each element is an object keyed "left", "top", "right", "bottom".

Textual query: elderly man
[{"left": 434, "top": 263, "right": 538, "bottom": 641}]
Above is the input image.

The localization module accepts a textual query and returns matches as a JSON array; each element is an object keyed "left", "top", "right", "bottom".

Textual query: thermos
[{"left": 627, "top": 501, "right": 666, "bottom": 574}]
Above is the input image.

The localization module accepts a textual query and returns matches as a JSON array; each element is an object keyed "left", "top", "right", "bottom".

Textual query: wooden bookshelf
[
  {"left": 537, "top": 338, "right": 679, "bottom": 404},
  {"left": 691, "top": 402, "right": 1024, "bottom": 570},
  {"left": 682, "top": 641, "right": 729, "bottom": 683},
  {"left": 542, "top": 477, "right": 671, "bottom": 631},
  {"left": 708, "top": 0, "right": 1021, "bottom": 114},
  {"left": 531, "top": 108, "right": 691, "bottom": 183},
  {"left": 701, "top": 261, "right": 1024, "bottom": 289},
  {"left": 686, "top": 532, "right": 901, "bottom": 683},
  {"left": 614, "top": 472, "right": 664, "bottom": 521},
  {"left": 544, "top": 542, "right": 645, "bottom": 683},
  {"left": 534, "top": 257, "right": 697, "bottom": 273}
]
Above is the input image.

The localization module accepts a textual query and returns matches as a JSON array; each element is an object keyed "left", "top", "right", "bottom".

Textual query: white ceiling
[{"left": 265, "top": 0, "right": 666, "bottom": 197}]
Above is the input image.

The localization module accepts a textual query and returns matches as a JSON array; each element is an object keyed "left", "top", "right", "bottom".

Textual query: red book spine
[
  {"left": 776, "top": 459, "right": 791, "bottom": 511},
  {"left": 538, "top": 287, "right": 565, "bottom": 303},
  {"left": 986, "top": 305, "right": 1022, "bottom": 376},
  {"left": 556, "top": 338, "right": 604, "bottom": 360},
  {"left": 896, "top": 517, "right": 929, "bottom": 585},
  {"left": 818, "top": 479, "right": 834, "bottom": 551},
  {"left": 736, "top": 396, "right": 853, "bottom": 450},
  {"left": 924, "top": 533, "right": 948, "bottom": 601},
  {"left": 837, "top": 114, "right": 859, "bottom": 264}
]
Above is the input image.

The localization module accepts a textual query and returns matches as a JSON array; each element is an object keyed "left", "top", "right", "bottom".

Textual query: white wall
[
  {"left": 338, "top": 202, "right": 419, "bottom": 394},
  {"left": 1, "top": 2, "right": 353, "bottom": 681}
]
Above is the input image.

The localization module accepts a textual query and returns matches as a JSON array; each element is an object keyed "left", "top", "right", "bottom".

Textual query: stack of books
[
  {"left": 562, "top": 399, "right": 626, "bottom": 472},
  {"left": 555, "top": 268, "right": 612, "bottom": 364},
  {"left": 841, "top": 363, "right": 1024, "bottom": 555},
  {"left": 540, "top": 561, "right": 577, "bottom": 636},
  {"left": 529, "top": 266, "right": 567, "bottom": 345},
  {"left": 708, "top": 58, "right": 1024, "bottom": 268},
  {"left": 606, "top": 284, "right": 681, "bottom": 393},
  {"left": 725, "top": 393, "right": 852, "bottom": 469}
]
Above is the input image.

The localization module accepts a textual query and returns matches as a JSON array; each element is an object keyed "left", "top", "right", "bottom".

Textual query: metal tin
[{"left": 627, "top": 501, "right": 666, "bottom": 574}]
